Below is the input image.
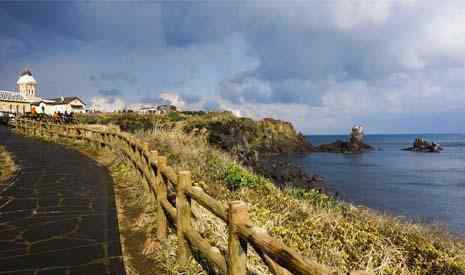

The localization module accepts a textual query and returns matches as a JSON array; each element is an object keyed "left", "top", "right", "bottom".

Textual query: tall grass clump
[
  {"left": 136, "top": 126, "right": 465, "bottom": 275},
  {"left": 0, "top": 145, "right": 16, "bottom": 183}
]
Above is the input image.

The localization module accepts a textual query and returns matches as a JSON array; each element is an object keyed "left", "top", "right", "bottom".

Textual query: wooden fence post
[
  {"left": 99, "top": 133, "right": 105, "bottom": 148},
  {"left": 155, "top": 154, "right": 168, "bottom": 242},
  {"left": 142, "top": 142, "right": 150, "bottom": 177},
  {"left": 177, "top": 170, "right": 193, "bottom": 267},
  {"left": 228, "top": 201, "right": 248, "bottom": 275},
  {"left": 48, "top": 124, "right": 53, "bottom": 139}
]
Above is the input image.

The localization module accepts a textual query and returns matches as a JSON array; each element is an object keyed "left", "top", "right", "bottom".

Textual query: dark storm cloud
[
  {"left": 1, "top": 1, "right": 465, "bottom": 133},
  {"left": 98, "top": 88, "right": 122, "bottom": 97},
  {"left": 160, "top": 2, "right": 247, "bottom": 46},
  {"left": 0, "top": 2, "right": 77, "bottom": 38},
  {"left": 219, "top": 71, "right": 323, "bottom": 106},
  {"left": 91, "top": 73, "right": 138, "bottom": 85}
]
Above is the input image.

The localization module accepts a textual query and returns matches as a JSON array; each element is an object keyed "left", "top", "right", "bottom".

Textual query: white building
[
  {"left": 32, "top": 97, "right": 86, "bottom": 115},
  {"left": 137, "top": 104, "right": 177, "bottom": 115},
  {"left": 0, "top": 69, "right": 86, "bottom": 115}
]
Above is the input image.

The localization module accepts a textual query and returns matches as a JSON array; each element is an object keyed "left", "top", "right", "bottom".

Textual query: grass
[
  {"left": 0, "top": 145, "right": 16, "bottom": 183},
  {"left": 135, "top": 126, "right": 465, "bottom": 275},
  {"left": 76, "top": 111, "right": 311, "bottom": 156},
  {"left": 31, "top": 118, "right": 465, "bottom": 274}
]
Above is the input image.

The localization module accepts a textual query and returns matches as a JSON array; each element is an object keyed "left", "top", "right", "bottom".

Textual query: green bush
[
  {"left": 167, "top": 111, "right": 182, "bottom": 122},
  {"left": 224, "top": 163, "right": 265, "bottom": 190}
]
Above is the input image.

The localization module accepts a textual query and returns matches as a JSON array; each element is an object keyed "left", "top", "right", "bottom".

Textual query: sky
[{"left": 1, "top": 1, "right": 465, "bottom": 134}]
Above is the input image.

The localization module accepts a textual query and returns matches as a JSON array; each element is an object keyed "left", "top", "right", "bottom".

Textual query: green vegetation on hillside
[
  {"left": 77, "top": 112, "right": 319, "bottom": 189},
  {"left": 135, "top": 127, "right": 465, "bottom": 274},
  {"left": 76, "top": 112, "right": 465, "bottom": 274},
  {"left": 77, "top": 111, "right": 312, "bottom": 155}
]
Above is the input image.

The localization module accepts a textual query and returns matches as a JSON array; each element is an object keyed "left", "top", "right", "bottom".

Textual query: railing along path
[{"left": 13, "top": 118, "right": 367, "bottom": 275}]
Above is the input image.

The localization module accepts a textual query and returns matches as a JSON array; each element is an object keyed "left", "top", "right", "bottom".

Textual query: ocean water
[{"left": 292, "top": 134, "right": 465, "bottom": 234}]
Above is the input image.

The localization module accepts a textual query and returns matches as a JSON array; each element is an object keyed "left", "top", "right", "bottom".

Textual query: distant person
[
  {"left": 69, "top": 112, "right": 74, "bottom": 123},
  {"left": 52, "top": 111, "right": 59, "bottom": 123},
  {"left": 64, "top": 111, "right": 69, "bottom": 123},
  {"left": 31, "top": 106, "right": 37, "bottom": 119}
]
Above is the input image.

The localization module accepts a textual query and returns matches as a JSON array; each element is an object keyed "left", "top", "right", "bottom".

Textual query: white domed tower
[{"left": 16, "top": 69, "right": 38, "bottom": 100}]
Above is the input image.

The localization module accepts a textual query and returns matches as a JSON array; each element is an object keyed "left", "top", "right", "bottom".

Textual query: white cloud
[
  {"left": 90, "top": 96, "right": 126, "bottom": 112},
  {"left": 2, "top": 1, "right": 465, "bottom": 133},
  {"left": 159, "top": 92, "right": 186, "bottom": 109}
]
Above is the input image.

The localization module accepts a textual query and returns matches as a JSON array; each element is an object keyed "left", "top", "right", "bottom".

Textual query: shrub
[
  {"left": 224, "top": 163, "right": 265, "bottom": 190},
  {"left": 75, "top": 114, "right": 465, "bottom": 274}
]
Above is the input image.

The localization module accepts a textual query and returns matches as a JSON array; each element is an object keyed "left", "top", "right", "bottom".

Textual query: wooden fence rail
[{"left": 13, "top": 118, "right": 368, "bottom": 275}]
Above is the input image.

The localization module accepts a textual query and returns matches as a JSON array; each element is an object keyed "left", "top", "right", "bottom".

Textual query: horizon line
[{"left": 306, "top": 132, "right": 465, "bottom": 136}]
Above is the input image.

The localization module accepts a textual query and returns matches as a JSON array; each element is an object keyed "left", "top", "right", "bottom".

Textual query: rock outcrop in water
[
  {"left": 317, "top": 126, "right": 373, "bottom": 153},
  {"left": 402, "top": 137, "right": 443, "bottom": 153}
]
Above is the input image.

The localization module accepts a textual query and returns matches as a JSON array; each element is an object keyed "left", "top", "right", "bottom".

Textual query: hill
[{"left": 76, "top": 111, "right": 465, "bottom": 274}]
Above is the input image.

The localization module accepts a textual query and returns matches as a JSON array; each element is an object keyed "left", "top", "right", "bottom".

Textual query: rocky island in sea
[
  {"left": 317, "top": 126, "right": 373, "bottom": 153},
  {"left": 402, "top": 137, "right": 443, "bottom": 153}
]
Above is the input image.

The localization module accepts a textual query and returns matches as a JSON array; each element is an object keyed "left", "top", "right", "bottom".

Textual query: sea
[{"left": 291, "top": 134, "right": 465, "bottom": 234}]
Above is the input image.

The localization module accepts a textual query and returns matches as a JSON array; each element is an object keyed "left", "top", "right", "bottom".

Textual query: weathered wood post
[
  {"left": 37, "top": 121, "right": 42, "bottom": 137},
  {"left": 177, "top": 170, "right": 193, "bottom": 267},
  {"left": 100, "top": 133, "right": 105, "bottom": 149},
  {"left": 154, "top": 153, "right": 168, "bottom": 242},
  {"left": 228, "top": 201, "right": 248, "bottom": 275},
  {"left": 91, "top": 131, "right": 98, "bottom": 149},
  {"left": 142, "top": 142, "right": 150, "bottom": 177},
  {"left": 48, "top": 124, "right": 53, "bottom": 139},
  {"left": 109, "top": 132, "right": 116, "bottom": 148},
  {"left": 33, "top": 121, "right": 37, "bottom": 136}
]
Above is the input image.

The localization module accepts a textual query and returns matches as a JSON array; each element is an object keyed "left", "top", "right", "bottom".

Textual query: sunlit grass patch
[
  {"left": 0, "top": 145, "right": 16, "bottom": 183},
  {"left": 29, "top": 117, "right": 465, "bottom": 275},
  {"left": 136, "top": 125, "right": 465, "bottom": 275}
]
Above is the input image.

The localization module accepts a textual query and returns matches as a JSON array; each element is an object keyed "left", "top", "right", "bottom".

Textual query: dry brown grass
[
  {"left": 72, "top": 140, "right": 208, "bottom": 275},
  {"left": 0, "top": 145, "right": 16, "bottom": 183},
  {"left": 135, "top": 127, "right": 465, "bottom": 275},
  {"left": 33, "top": 126, "right": 465, "bottom": 275}
]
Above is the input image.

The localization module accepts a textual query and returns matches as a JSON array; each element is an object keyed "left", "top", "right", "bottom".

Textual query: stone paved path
[{"left": 0, "top": 126, "right": 126, "bottom": 274}]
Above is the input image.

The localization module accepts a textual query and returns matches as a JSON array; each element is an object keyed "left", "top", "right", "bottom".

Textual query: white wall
[{"left": 35, "top": 102, "right": 85, "bottom": 115}]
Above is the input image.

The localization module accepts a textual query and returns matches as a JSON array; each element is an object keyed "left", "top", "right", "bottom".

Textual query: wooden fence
[{"left": 14, "top": 118, "right": 369, "bottom": 275}]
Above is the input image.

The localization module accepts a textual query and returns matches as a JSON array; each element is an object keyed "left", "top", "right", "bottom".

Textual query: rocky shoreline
[
  {"left": 188, "top": 115, "right": 328, "bottom": 192},
  {"left": 254, "top": 154, "right": 328, "bottom": 190}
]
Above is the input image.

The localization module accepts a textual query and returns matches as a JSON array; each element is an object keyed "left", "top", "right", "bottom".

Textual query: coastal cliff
[
  {"left": 184, "top": 114, "right": 313, "bottom": 162},
  {"left": 78, "top": 111, "right": 320, "bottom": 189},
  {"left": 184, "top": 113, "right": 320, "bottom": 189},
  {"left": 76, "top": 112, "right": 465, "bottom": 274}
]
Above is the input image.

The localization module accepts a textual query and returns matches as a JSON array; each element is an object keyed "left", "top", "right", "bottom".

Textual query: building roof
[
  {"left": 17, "top": 74, "right": 37, "bottom": 85},
  {"left": 49, "top": 96, "right": 85, "bottom": 105},
  {"left": 31, "top": 97, "right": 86, "bottom": 106},
  {"left": 0, "top": 90, "right": 26, "bottom": 102}
]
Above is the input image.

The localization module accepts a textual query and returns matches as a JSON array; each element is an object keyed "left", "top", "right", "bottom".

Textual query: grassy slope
[
  {"left": 0, "top": 145, "right": 16, "bottom": 183},
  {"left": 138, "top": 128, "right": 465, "bottom": 275},
  {"left": 76, "top": 111, "right": 312, "bottom": 155},
  {"left": 78, "top": 113, "right": 465, "bottom": 274}
]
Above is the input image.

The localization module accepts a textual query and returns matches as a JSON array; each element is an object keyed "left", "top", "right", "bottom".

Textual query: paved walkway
[{"left": 0, "top": 126, "right": 126, "bottom": 275}]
